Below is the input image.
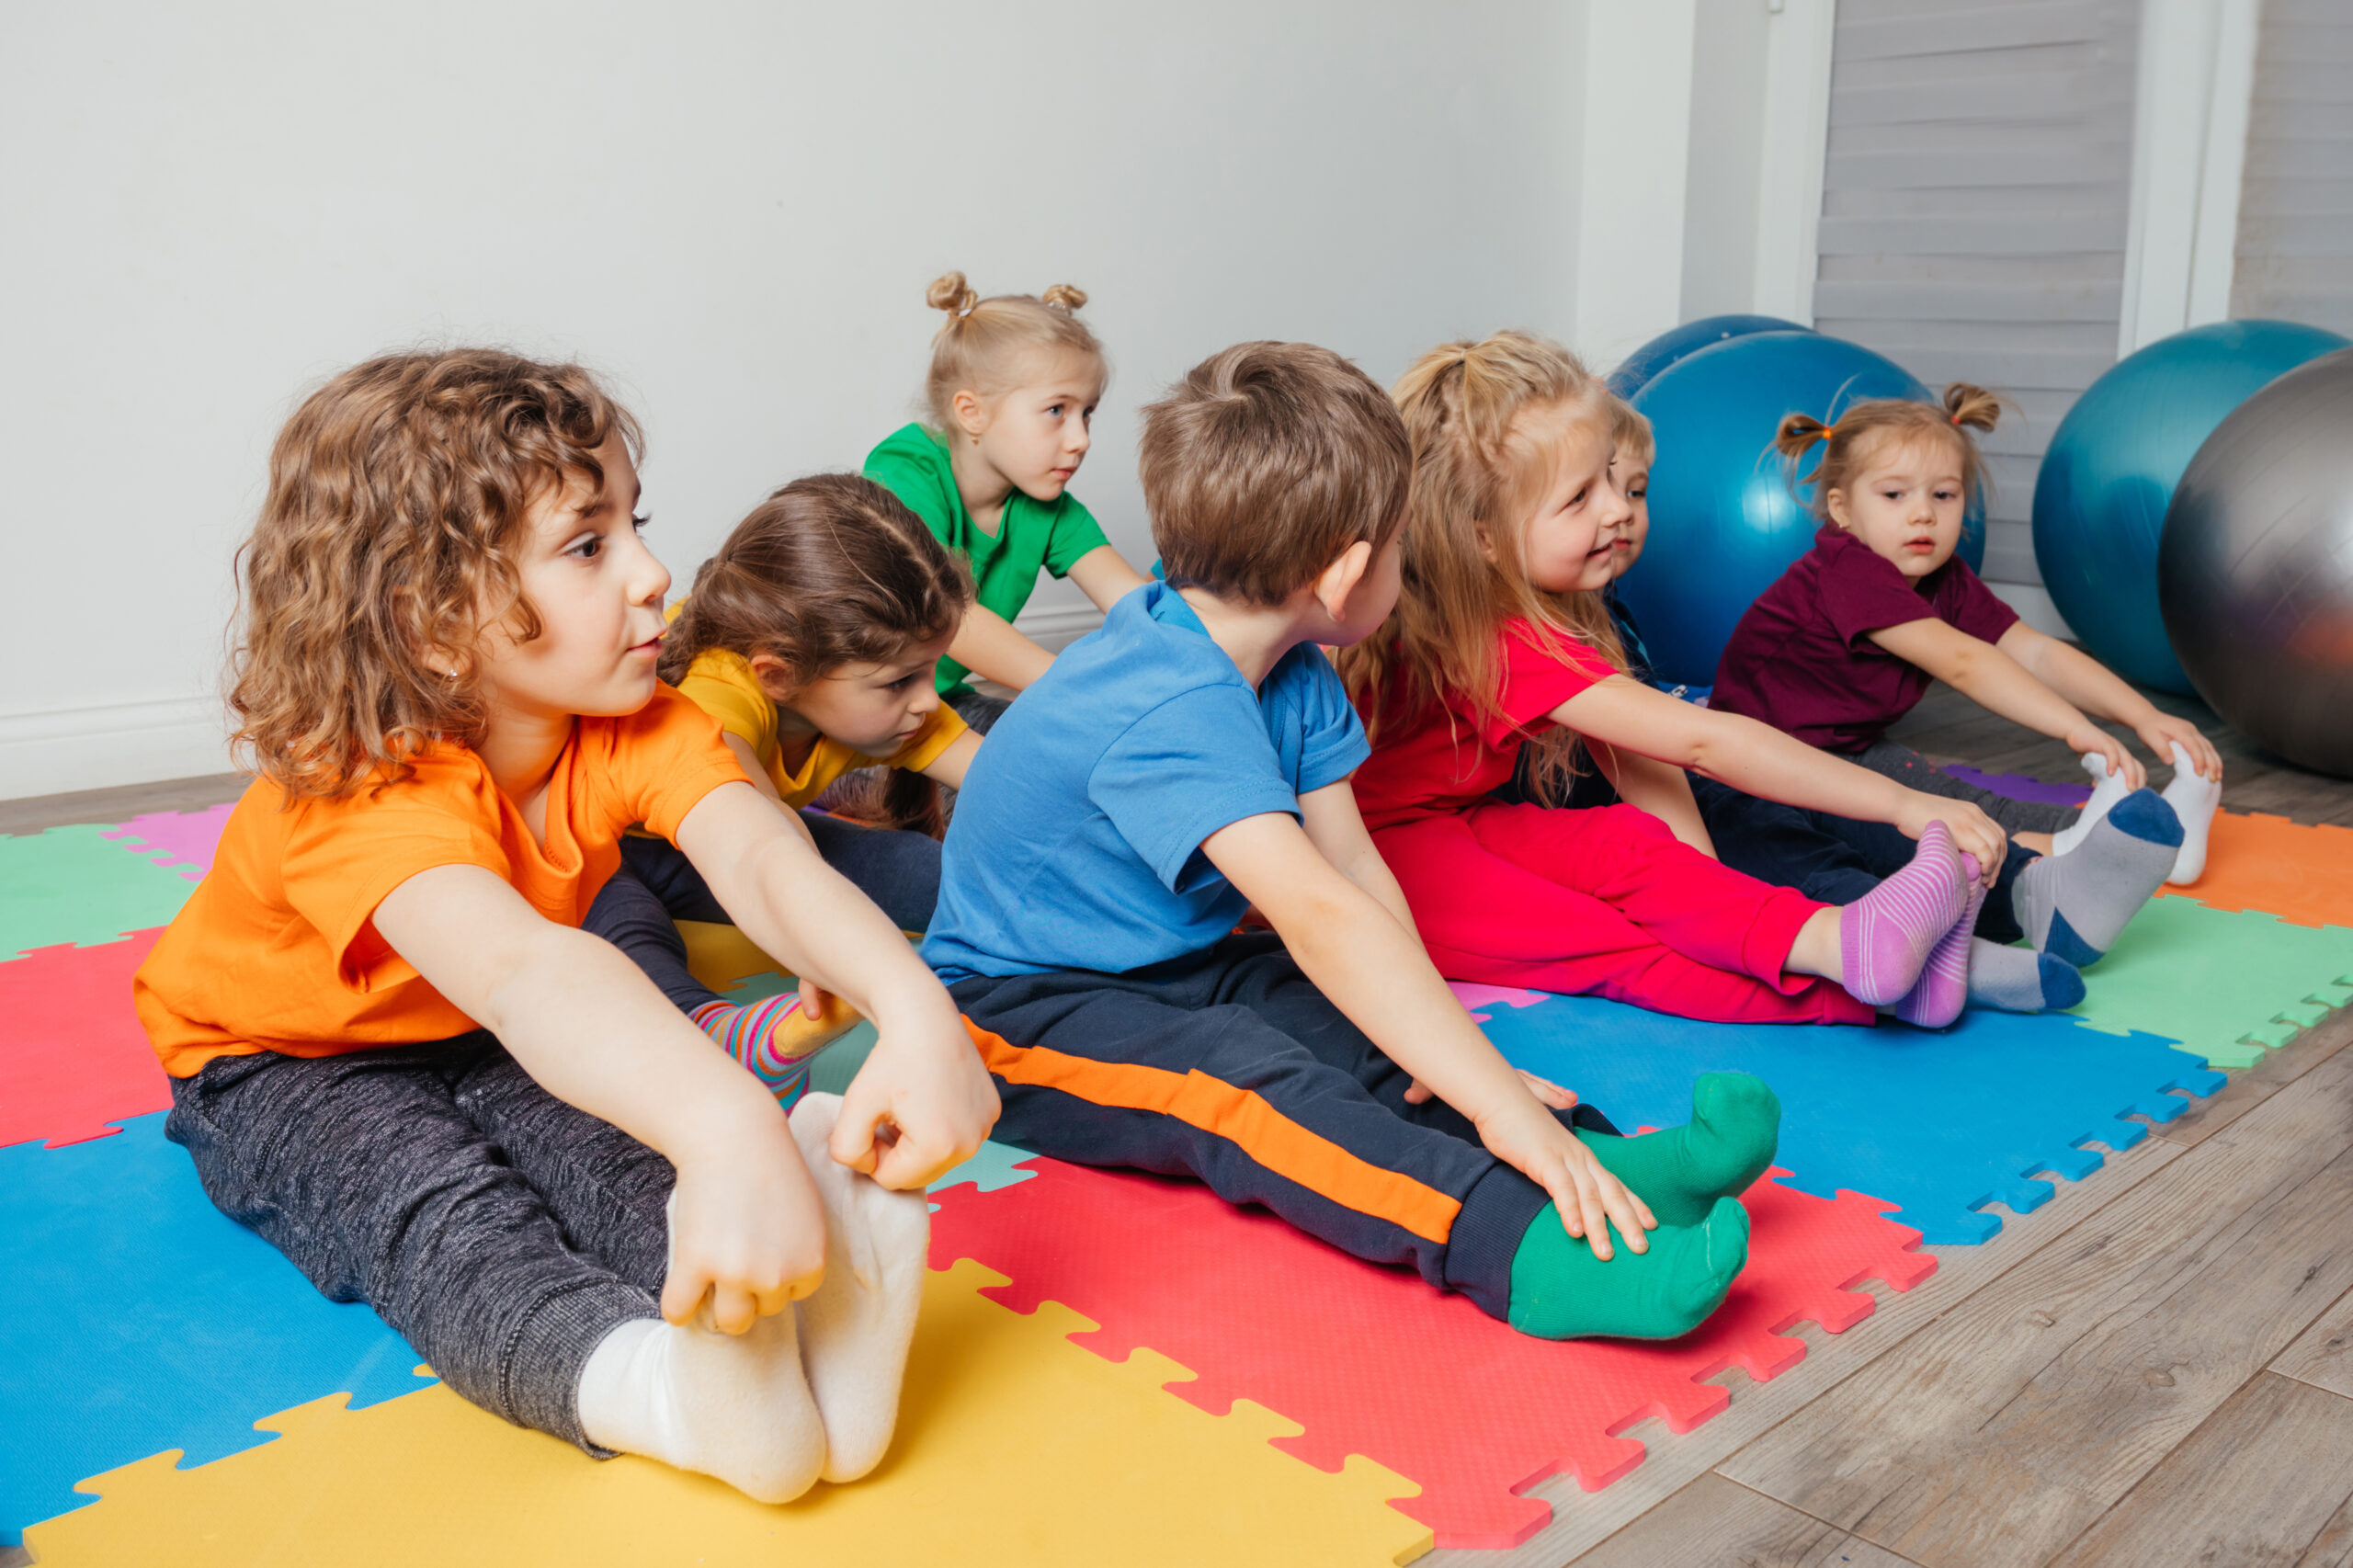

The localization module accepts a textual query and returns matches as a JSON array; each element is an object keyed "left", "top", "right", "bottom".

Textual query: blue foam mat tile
[
  {"left": 0, "top": 1112, "right": 422, "bottom": 1544},
  {"left": 1470, "top": 994, "right": 2224, "bottom": 1246}
]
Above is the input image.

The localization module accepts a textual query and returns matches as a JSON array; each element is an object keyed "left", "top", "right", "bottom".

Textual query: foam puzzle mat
[{"left": 4, "top": 784, "right": 2348, "bottom": 1558}]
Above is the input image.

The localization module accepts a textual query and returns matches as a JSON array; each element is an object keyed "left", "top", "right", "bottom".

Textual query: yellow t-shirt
[{"left": 673, "top": 647, "right": 969, "bottom": 809}]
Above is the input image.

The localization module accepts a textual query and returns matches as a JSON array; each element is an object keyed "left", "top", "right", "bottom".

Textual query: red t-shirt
[
  {"left": 1353, "top": 619, "right": 1620, "bottom": 833},
  {"left": 1709, "top": 526, "right": 2019, "bottom": 752}
]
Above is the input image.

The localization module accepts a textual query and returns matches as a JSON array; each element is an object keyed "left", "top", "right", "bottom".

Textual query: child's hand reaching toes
[
  {"left": 1476, "top": 1096, "right": 1658, "bottom": 1259},
  {"left": 831, "top": 1006, "right": 1001, "bottom": 1190},
  {"left": 1894, "top": 795, "right": 2007, "bottom": 885},
  {"left": 662, "top": 1119, "right": 831, "bottom": 1333}
]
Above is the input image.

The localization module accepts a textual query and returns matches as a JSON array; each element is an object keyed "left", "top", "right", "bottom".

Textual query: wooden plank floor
[{"left": 6, "top": 681, "right": 2350, "bottom": 1568}]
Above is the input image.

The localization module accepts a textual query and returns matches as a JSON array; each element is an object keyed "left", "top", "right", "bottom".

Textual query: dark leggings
[{"left": 584, "top": 821, "right": 939, "bottom": 1017}]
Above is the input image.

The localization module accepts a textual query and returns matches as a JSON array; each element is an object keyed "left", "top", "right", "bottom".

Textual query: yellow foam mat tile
[{"left": 27, "top": 1260, "right": 1432, "bottom": 1568}]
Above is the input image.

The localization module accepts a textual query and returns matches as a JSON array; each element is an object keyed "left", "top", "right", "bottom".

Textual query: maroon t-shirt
[{"left": 1709, "top": 525, "right": 2019, "bottom": 752}]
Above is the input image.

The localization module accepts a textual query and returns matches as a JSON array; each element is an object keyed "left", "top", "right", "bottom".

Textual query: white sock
[
  {"left": 789, "top": 1093, "right": 930, "bottom": 1483},
  {"left": 2162, "top": 741, "right": 2222, "bottom": 884},
  {"left": 575, "top": 1200, "right": 826, "bottom": 1502},
  {"left": 2051, "top": 752, "right": 2131, "bottom": 856}
]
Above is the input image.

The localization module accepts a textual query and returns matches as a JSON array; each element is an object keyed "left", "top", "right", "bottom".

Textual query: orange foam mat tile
[{"left": 2158, "top": 812, "right": 2353, "bottom": 930}]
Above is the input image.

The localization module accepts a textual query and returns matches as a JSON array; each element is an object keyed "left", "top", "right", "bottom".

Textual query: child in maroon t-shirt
[{"left": 1711, "top": 386, "right": 2222, "bottom": 960}]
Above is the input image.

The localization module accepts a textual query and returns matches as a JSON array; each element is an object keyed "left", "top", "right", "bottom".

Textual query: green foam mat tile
[
  {"left": 2068, "top": 896, "right": 2353, "bottom": 1070},
  {"left": 0, "top": 825, "right": 203, "bottom": 962}
]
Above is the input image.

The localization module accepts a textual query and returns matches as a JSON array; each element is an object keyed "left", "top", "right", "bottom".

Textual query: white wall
[{"left": 0, "top": 0, "right": 1583, "bottom": 799}]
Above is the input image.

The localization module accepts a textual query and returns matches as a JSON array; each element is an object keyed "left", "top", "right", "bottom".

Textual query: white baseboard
[
  {"left": 1984, "top": 581, "right": 2078, "bottom": 642},
  {"left": 1015, "top": 603, "right": 1106, "bottom": 653},
  {"left": 0, "top": 696, "right": 233, "bottom": 802}
]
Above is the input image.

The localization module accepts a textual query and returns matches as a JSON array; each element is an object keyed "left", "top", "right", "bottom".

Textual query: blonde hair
[
  {"left": 1774, "top": 382, "right": 2002, "bottom": 522},
  {"left": 923, "top": 271, "right": 1103, "bottom": 430},
  {"left": 230, "top": 349, "right": 640, "bottom": 799},
  {"left": 1141, "top": 341, "right": 1411, "bottom": 606},
  {"left": 1336, "top": 331, "right": 1627, "bottom": 800},
  {"left": 1610, "top": 394, "right": 1655, "bottom": 470}
]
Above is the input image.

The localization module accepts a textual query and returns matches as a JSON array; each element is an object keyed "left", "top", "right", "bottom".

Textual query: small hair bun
[
  {"left": 1040, "top": 283, "right": 1088, "bottom": 312},
  {"left": 1942, "top": 381, "right": 2003, "bottom": 434},
  {"left": 1774, "top": 410, "right": 1833, "bottom": 460},
  {"left": 926, "top": 271, "right": 979, "bottom": 317}
]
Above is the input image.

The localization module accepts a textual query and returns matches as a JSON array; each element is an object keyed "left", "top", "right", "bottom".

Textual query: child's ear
[
  {"left": 950, "top": 388, "right": 989, "bottom": 442},
  {"left": 1824, "top": 488, "right": 1851, "bottom": 529},
  {"left": 1313, "top": 540, "right": 1375, "bottom": 623},
  {"left": 746, "top": 652, "right": 800, "bottom": 701}
]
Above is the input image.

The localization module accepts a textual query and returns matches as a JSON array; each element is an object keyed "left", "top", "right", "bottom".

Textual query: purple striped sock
[
  {"left": 1893, "top": 855, "right": 1986, "bottom": 1028},
  {"left": 1838, "top": 822, "right": 1968, "bottom": 1006}
]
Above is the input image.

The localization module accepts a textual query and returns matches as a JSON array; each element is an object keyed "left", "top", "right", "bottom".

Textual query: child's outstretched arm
[
  {"left": 676, "top": 781, "right": 999, "bottom": 1191},
  {"left": 1202, "top": 804, "right": 1657, "bottom": 1257},
  {"left": 1992, "top": 623, "right": 2222, "bottom": 780},
  {"left": 373, "top": 865, "right": 823, "bottom": 1335},
  {"left": 918, "top": 730, "right": 983, "bottom": 790},
  {"left": 1065, "top": 545, "right": 1154, "bottom": 612},
  {"left": 1555, "top": 676, "right": 2009, "bottom": 880},
  {"left": 1869, "top": 619, "right": 2144, "bottom": 788},
  {"left": 947, "top": 603, "right": 1059, "bottom": 693}
]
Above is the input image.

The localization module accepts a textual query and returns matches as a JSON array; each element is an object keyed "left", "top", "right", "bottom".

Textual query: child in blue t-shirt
[{"left": 925, "top": 342, "right": 1776, "bottom": 1343}]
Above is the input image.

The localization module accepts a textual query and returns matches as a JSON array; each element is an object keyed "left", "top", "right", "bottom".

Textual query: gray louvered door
[
  {"left": 2232, "top": 0, "right": 2353, "bottom": 337},
  {"left": 1810, "top": 0, "right": 2143, "bottom": 590}
]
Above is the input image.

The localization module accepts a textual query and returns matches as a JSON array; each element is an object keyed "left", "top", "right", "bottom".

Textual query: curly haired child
[
  {"left": 1710, "top": 387, "right": 2221, "bottom": 961},
  {"left": 584, "top": 474, "right": 979, "bottom": 1100},
  {"left": 1343, "top": 332, "right": 1998, "bottom": 1028},
  {"left": 863, "top": 273, "right": 1154, "bottom": 731},
  {"left": 134, "top": 351, "right": 997, "bottom": 1501}
]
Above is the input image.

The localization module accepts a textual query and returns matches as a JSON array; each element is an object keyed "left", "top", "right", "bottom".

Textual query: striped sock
[
  {"left": 1838, "top": 821, "right": 1969, "bottom": 1006},
  {"left": 1893, "top": 854, "right": 1985, "bottom": 1028},
  {"left": 691, "top": 995, "right": 822, "bottom": 1108}
]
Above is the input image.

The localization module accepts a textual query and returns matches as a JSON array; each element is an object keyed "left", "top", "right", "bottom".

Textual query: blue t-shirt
[{"left": 923, "top": 581, "right": 1371, "bottom": 981}]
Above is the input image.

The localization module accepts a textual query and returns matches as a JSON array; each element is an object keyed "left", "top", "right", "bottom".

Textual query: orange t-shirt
[{"left": 134, "top": 685, "right": 749, "bottom": 1078}]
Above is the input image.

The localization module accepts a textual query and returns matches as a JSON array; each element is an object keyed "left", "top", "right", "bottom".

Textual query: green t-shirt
[{"left": 863, "top": 423, "right": 1112, "bottom": 697}]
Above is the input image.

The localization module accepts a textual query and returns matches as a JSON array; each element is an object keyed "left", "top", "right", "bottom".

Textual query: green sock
[
  {"left": 1574, "top": 1072, "right": 1780, "bottom": 1227},
  {"left": 1506, "top": 1196, "right": 1749, "bottom": 1341}
]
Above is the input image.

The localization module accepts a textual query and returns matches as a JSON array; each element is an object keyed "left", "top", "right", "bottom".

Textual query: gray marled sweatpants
[
  {"left": 1845, "top": 740, "right": 2080, "bottom": 837},
  {"left": 165, "top": 1033, "right": 670, "bottom": 1452}
]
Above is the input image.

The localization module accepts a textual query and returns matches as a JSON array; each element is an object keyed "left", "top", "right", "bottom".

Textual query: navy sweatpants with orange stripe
[{"left": 948, "top": 932, "right": 1618, "bottom": 1322}]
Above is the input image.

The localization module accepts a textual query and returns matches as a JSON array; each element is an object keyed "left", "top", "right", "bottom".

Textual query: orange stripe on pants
[{"left": 960, "top": 1017, "right": 1461, "bottom": 1244}]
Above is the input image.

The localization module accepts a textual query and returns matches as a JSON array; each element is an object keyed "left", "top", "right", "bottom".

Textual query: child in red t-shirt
[
  {"left": 1709, "top": 388, "right": 2222, "bottom": 951},
  {"left": 1343, "top": 332, "right": 2002, "bottom": 1028}
]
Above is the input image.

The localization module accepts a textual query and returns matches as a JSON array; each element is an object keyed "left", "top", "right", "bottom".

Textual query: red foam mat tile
[
  {"left": 930, "top": 1154, "right": 1933, "bottom": 1550},
  {"left": 0, "top": 931, "right": 172, "bottom": 1150}
]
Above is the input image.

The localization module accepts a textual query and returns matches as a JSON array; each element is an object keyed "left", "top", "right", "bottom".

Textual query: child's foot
[
  {"left": 691, "top": 993, "right": 861, "bottom": 1108},
  {"left": 1839, "top": 821, "right": 1970, "bottom": 1006},
  {"left": 1574, "top": 1072, "right": 1779, "bottom": 1227},
  {"left": 1965, "top": 939, "right": 2086, "bottom": 1012},
  {"left": 2013, "top": 790, "right": 2182, "bottom": 966},
  {"left": 575, "top": 1199, "right": 826, "bottom": 1503},
  {"left": 788, "top": 1093, "right": 929, "bottom": 1483},
  {"left": 1892, "top": 854, "right": 1987, "bottom": 1028},
  {"left": 2051, "top": 752, "right": 2133, "bottom": 856},
  {"left": 2163, "top": 742, "right": 2221, "bottom": 884},
  {"left": 1506, "top": 1196, "right": 1747, "bottom": 1341}
]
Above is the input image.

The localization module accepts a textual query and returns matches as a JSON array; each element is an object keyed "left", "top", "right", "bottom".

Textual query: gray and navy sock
[
  {"left": 2012, "top": 789, "right": 2182, "bottom": 966},
  {"left": 1965, "top": 939, "right": 2086, "bottom": 1012}
]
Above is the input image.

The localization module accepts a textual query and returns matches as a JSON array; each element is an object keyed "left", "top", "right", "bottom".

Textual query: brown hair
[
  {"left": 661, "top": 473, "right": 972, "bottom": 835},
  {"left": 1140, "top": 341, "right": 1412, "bottom": 606},
  {"left": 923, "top": 271, "right": 1102, "bottom": 430},
  {"left": 1610, "top": 394, "right": 1655, "bottom": 470},
  {"left": 229, "top": 348, "right": 640, "bottom": 799},
  {"left": 1336, "top": 331, "right": 1627, "bottom": 801},
  {"left": 1774, "top": 382, "right": 2003, "bottom": 522}
]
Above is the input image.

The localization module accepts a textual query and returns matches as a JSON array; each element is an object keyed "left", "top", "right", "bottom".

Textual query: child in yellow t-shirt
[
  {"left": 583, "top": 473, "right": 982, "bottom": 1102},
  {"left": 136, "top": 351, "right": 996, "bottom": 1505}
]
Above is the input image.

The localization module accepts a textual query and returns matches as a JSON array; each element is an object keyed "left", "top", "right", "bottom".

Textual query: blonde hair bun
[
  {"left": 1040, "top": 283, "right": 1088, "bottom": 312},
  {"left": 926, "top": 271, "right": 979, "bottom": 317}
]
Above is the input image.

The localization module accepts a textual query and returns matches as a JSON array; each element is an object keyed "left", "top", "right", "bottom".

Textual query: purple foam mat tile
[{"left": 1940, "top": 765, "right": 2093, "bottom": 810}]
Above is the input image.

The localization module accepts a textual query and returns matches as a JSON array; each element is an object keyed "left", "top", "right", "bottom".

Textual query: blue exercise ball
[
  {"left": 2033, "top": 319, "right": 2349, "bottom": 694},
  {"left": 1608, "top": 314, "right": 1812, "bottom": 400},
  {"left": 1619, "top": 329, "right": 1974, "bottom": 687}
]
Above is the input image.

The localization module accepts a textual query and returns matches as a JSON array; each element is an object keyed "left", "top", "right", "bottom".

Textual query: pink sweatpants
[{"left": 1376, "top": 801, "right": 1874, "bottom": 1027}]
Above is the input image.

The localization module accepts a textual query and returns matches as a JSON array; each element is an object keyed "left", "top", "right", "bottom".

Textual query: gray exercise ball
[{"left": 2158, "top": 346, "right": 2353, "bottom": 778}]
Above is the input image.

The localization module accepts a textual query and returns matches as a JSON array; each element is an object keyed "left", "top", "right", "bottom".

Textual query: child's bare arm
[
  {"left": 947, "top": 603, "right": 1058, "bottom": 693},
  {"left": 1555, "top": 676, "right": 2008, "bottom": 880},
  {"left": 1296, "top": 778, "right": 1420, "bottom": 936},
  {"left": 676, "top": 781, "right": 998, "bottom": 1192},
  {"left": 1589, "top": 742, "right": 1716, "bottom": 855},
  {"left": 1200, "top": 810, "right": 1656, "bottom": 1256},
  {"left": 1995, "top": 624, "right": 2222, "bottom": 780},
  {"left": 1868, "top": 618, "right": 2142, "bottom": 787},
  {"left": 372, "top": 864, "right": 823, "bottom": 1335},
  {"left": 1065, "top": 546, "right": 1154, "bottom": 613},
  {"left": 919, "top": 730, "right": 983, "bottom": 790}
]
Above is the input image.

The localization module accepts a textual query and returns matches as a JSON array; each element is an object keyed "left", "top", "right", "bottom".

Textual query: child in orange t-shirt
[{"left": 133, "top": 351, "right": 998, "bottom": 1502}]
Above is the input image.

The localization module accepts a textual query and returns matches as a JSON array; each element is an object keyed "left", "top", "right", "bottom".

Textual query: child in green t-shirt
[{"left": 864, "top": 271, "right": 1153, "bottom": 730}]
